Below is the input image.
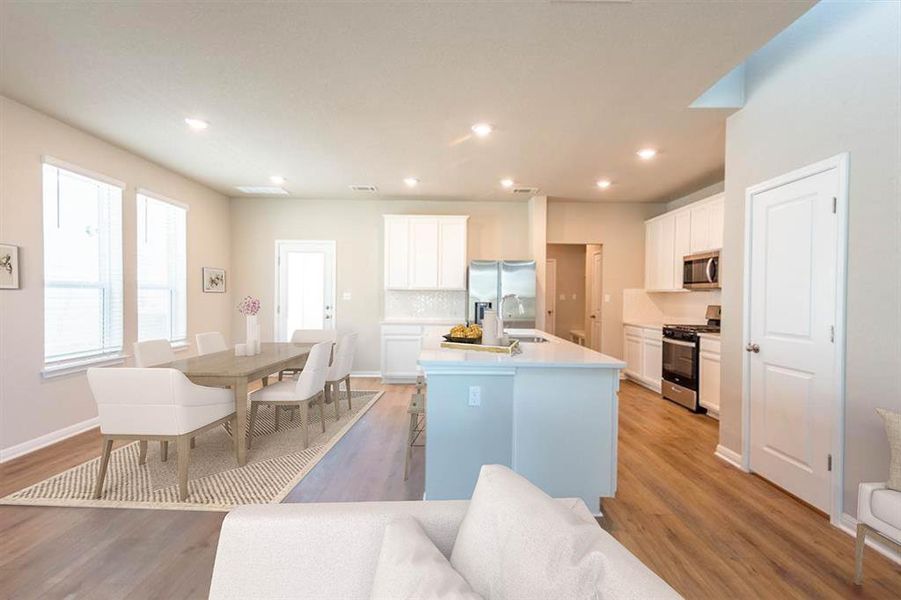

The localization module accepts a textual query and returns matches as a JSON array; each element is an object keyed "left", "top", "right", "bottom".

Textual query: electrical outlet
[{"left": 468, "top": 386, "right": 481, "bottom": 407}]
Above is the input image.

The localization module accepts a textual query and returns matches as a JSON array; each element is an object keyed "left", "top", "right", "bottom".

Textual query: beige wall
[
  {"left": 0, "top": 97, "right": 232, "bottom": 458},
  {"left": 546, "top": 244, "right": 586, "bottom": 337},
  {"left": 546, "top": 200, "right": 665, "bottom": 359},
  {"left": 720, "top": 2, "right": 901, "bottom": 517},
  {"left": 229, "top": 197, "right": 531, "bottom": 373}
]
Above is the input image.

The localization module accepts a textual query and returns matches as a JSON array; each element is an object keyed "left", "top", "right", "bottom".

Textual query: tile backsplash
[{"left": 384, "top": 290, "right": 467, "bottom": 321}]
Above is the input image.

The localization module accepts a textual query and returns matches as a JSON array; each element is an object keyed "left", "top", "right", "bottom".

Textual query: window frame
[
  {"left": 41, "top": 157, "right": 125, "bottom": 374},
  {"left": 136, "top": 189, "right": 189, "bottom": 344}
]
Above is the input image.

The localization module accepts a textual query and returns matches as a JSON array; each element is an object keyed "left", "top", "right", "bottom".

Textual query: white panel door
[
  {"left": 589, "top": 250, "right": 603, "bottom": 351},
  {"left": 545, "top": 259, "right": 557, "bottom": 335},
  {"left": 438, "top": 218, "right": 467, "bottom": 289},
  {"left": 673, "top": 210, "right": 691, "bottom": 289},
  {"left": 384, "top": 216, "right": 409, "bottom": 289},
  {"left": 276, "top": 240, "right": 336, "bottom": 341},
  {"left": 409, "top": 218, "right": 439, "bottom": 288},
  {"left": 748, "top": 168, "right": 838, "bottom": 512}
]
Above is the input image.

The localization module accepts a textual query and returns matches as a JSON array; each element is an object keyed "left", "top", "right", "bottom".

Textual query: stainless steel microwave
[{"left": 683, "top": 251, "right": 720, "bottom": 289}]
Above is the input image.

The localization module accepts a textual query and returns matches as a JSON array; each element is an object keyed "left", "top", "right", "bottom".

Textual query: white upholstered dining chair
[
  {"left": 133, "top": 339, "right": 175, "bottom": 367},
  {"left": 279, "top": 329, "right": 338, "bottom": 381},
  {"left": 325, "top": 332, "right": 358, "bottom": 419},
  {"left": 196, "top": 331, "right": 228, "bottom": 356},
  {"left": 86, "top": 367, "right": 236, "bottom": 501},
  {"left": 247, "top": 341, "right": 332, "bottom": 449}
]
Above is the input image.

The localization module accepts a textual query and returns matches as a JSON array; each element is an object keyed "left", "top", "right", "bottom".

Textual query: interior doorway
[
  {"left": 545, "top": 243, "right": 603, "bottom": 349},
  {"left": 275, "top": 240, "right": 337, "bottom": 341}
]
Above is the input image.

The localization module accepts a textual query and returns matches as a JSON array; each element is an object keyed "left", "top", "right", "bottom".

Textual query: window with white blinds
[
  {"left": 42, "top": 162, "right": 124, "bottom": 364},
  {"left": 137, "top": 192, "right": 187, "bottom": 343}
]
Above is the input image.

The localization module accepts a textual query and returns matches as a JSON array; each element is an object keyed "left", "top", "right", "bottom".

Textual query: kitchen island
[{"left": 418, "top": 330, "right": 625, "bottom": 513}]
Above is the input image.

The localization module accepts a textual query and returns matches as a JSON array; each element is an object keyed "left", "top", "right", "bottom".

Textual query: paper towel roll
[{"left": 481, "top": 309, "right": 498, "bottom": 345}]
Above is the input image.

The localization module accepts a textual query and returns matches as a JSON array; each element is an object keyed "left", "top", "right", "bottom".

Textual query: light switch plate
[
  {"left": 468, "top": 386, "right": 481, "bottom": 407},
  {"left": 342, "top": 292, "right": 352, "bottom": 300},
  {"left": 604, "top": 294, "right": 611, "bottom": 303},
  {"left": 559, "top": 293, "right": 566, "bottom": 300}
]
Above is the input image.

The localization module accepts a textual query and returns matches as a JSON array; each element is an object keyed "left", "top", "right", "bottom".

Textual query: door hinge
[
  {"left": 827, "top": 454, "right": 833, "bottom": 472},
  {"left": 832, "top": 196, "right": 837, "bottom": 214},
  {"left": 829, "top": 325, "right": 835, "bottom": 343}
]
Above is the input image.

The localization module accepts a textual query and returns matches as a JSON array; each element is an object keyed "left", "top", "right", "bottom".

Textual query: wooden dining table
[{"left": 157, "top": 342, "right": 312, "bottom": 466}]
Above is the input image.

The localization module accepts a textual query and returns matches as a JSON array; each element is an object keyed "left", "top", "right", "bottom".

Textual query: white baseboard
[
  {"left": 351, "top": 370, "right": 382, "bottom": 378},
  {"left": 0, "top": 416, "right": 99, "bottom": 463},
  {"left": 837, "top": 513, "right": 901, "bottom": 565},
  {"left": 714, "top": 444, "right": 748, "bottom": 471}
]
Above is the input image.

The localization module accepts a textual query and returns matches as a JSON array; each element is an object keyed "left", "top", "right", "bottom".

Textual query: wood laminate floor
[{"left": 0, "top": 379, "right": 898, "bottom": 598}]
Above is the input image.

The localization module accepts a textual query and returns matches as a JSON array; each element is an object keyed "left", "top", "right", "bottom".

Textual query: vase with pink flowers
[{"left": 238, "top": 296, "right": 262, "bottom": 355}]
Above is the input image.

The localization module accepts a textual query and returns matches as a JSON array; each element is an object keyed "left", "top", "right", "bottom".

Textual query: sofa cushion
[
  {"left": 876, "top": 408, "right": 901, "bottom": 491},
  {"left": 371, "top": 516, "right": 482, "bottom": 600},
  {"left": 450, "top": 465, "right": 606, "bottom": 600},
  {"left": 870, "top": 488, "right": 901, "bottom": 531}
]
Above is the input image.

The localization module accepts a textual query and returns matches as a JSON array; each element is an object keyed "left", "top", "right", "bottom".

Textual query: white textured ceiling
[{"left": 0, "top": 1, "right": 813, "bottom": 202}]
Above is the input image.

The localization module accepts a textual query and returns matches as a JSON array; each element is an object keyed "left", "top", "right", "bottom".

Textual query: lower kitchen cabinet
[
  {"left": 381, "top": 323, "right": 453, "bottom": 383},
  {"left": 623, "top": 325, "right": 662, "bottom": 392},
  {"left": 699, "top": 336, "right": 721, "bottom": 418}
]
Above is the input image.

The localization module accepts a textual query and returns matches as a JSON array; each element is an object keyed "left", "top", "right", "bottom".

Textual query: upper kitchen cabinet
[
  {"left": 383, "top": 215, "right": 469, "bottom": 290},
  {"left": 644, "top": 193, "right": 724, "bottom": 292}
]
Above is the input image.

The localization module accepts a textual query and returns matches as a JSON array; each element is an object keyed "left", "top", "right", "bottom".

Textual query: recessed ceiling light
[
  {"left": 235, "top": 186, "right": 288, "bottom": 195},
  {"left": 184, "top": 117, "right": 209, "bottom": 131},
  {"left": 269, "top": 175, "right": 286, "bottom": 185},
  {"left": 500, "top": 178, "right": 514, "bottom": 189},
  {"left": 471, "top": 123, "right": 494, "bottom": 138},
  {"left": 403, "top": 177, "right": 420, "bottom": 188},
  {"left": 637, "top": 148, "right": 658, "bottom": 160},
  {"left": 596, "top": 179, "right": 612, "bottom": 189}
]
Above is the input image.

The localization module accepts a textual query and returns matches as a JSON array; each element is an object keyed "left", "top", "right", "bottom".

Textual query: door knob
[
  {"left": 590, "top": 315, "right": 596, "bottom": 319},
  {"left": 745, "top": 343, "right": 760, "bottom": 353},
  {"left": 547, "top": 310, "right": 553, "bottom": 314}
]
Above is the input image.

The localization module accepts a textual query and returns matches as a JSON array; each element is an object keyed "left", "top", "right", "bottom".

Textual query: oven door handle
[
  {"left": 664, "top": 338, "right": 696, "bottom": 348},
  {"left": 705, "top": 258, "right": 715, "bottom": 283}
]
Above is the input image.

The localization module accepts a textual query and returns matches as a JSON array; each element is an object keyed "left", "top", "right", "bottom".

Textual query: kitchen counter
[
  {"left": 623, "top": 321, "right": 664, "bottom": 329},
  {"left": 698, "top": 332, "right": 721, "bottom": 340},
  {"left": 418, "top": 329, "right": 624, "bottom": 370},
  {"left": 381, "top": 318, "right": 460, "bottom": 325},
  {"left": 418, "top": 328, "right": 623, "bottom": 513}
]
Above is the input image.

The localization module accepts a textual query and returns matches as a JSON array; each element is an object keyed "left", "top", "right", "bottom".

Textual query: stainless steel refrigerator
[{"left": 468, "top": 260, "right": 536, "bottom": 328}]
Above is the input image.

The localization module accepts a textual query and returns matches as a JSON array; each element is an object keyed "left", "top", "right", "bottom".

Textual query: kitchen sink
[{"left": 508, "top": 335, "right": 549, "bottom": 344}]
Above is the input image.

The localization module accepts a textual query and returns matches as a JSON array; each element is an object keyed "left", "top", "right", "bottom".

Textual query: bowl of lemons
[{"left": 443, "top": 323, "right": 483, "bottom": 344}]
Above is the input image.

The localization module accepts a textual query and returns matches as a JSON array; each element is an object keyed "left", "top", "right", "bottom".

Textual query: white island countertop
[{"left": 418, "top": 329, "right": 625, "bottom": 370}]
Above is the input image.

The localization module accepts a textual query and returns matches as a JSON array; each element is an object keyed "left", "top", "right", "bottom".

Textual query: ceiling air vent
[
  {"left": 512, "top": 187, "right": 539, "bottom": 195},
  {"left": 235, "top": 186, "right": 289, "bottom": 195},
  {"left": 349, "top": 184, "right": 379, "bottom": 193}
]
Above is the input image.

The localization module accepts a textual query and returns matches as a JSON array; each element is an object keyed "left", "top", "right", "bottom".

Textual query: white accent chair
[
  {"left": 196, "top": 331, "right": 228, "bottom": 356},
  {"left": 854, "top": 482, "right": 901, "bottom": 583},
  {"left": 279, "top": 329, "right": 338, "bottom": 381},
  {"left": 325, "top": 332, "right": 358, "bottom": 419},
  {"left": 133, "top": 339, "right": 175, "bottom": 367},
  {"left": 86, "top": 367, "right": 236, "bottom": 501},
  {"left": 247, "top": 341, "right": 331, "bottom": 449}
]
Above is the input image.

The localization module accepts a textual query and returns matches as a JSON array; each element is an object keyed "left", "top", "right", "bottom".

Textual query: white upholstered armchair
[{"left": 86, "top": 367, "right": 236, "bottom": 501}]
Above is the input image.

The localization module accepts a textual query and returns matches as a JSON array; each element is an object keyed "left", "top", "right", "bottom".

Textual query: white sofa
[
  {"left": 855, "top": 482, "right": 901, "bottom": 583},
  {"left": 209, "top": 497, "right": 679, "bottom": 599}
]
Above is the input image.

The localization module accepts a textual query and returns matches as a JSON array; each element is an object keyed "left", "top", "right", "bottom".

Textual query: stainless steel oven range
[{"left": 661, "top": 305, "right": 721, "bottom": 412}]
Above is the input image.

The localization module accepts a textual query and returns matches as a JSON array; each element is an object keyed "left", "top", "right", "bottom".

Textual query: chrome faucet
[{"left": 498, "top": 293, "right": 525, "bottom": 335}]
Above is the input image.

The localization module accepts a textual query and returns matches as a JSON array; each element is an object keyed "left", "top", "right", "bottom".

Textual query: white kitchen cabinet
[
  {"left": 644, "top": 192, "right": 724, "bottom": 292},
  {"left": 384, "top": 215, "right": 468, "bottom": 290},
  {"left": 409, "top": 218, "right": 440, "bottom": 288},
  {"left": 622, "top": 324, "right": 662, "bottom": 392},
  {"left": 381, "top": 323, "right": 424, "bottom": 383},
  {"left": 384, "top": 216, "right": 410, "bottom": 289},
  {"left": 624, "top": 326, "right": 643, "bottom": 379},
  {"left": 699, "top": 336, "right": 721, "bottom": 418}
]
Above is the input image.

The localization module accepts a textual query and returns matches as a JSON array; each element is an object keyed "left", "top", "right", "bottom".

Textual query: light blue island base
[{"left": 419, "top": 330, "right": 625, "bottom": 513}]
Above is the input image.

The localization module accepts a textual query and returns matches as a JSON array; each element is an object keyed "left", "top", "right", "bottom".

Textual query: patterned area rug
[{"left": 1, "top": 390, "right": 382, "bottom": 511}]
